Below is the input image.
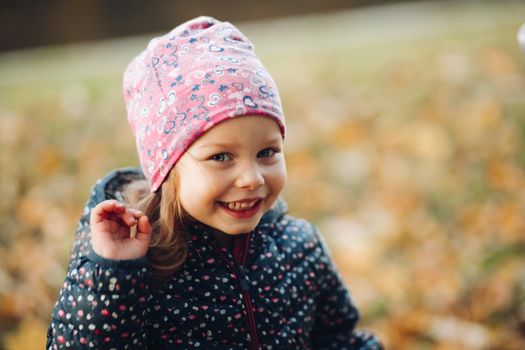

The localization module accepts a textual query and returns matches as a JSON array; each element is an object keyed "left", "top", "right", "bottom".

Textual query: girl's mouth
[{"left": 217, "top": 199, "right": 263, "bottom": 218}]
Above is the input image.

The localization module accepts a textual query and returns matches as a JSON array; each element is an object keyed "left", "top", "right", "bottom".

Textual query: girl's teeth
[{"left": 226, "top": 200, "right": 258, "bottom": 210}]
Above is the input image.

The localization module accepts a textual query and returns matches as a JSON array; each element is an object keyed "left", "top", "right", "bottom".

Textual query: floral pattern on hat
[{"left": 123, "top": 16, "right": 286, "bottom": 191}]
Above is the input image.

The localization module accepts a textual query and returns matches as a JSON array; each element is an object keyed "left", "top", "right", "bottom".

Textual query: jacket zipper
[{"left": 213, "top": 234, "right": 260, "bottom": 350}]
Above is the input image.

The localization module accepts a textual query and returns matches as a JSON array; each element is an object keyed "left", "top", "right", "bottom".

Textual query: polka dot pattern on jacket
[{"left": 47, "top": 168, "right": 383, "bottom": 349}]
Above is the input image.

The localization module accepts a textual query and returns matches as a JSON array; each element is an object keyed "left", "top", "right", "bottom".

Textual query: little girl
[{"left": 47, "top": 16, "right": 382, "bottom": 349}]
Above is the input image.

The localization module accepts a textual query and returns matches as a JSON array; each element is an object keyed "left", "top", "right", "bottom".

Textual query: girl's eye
[
  {"left": 257, "top": 148, "right": 277, "bottom": 158},
  {"left": 210, "top": 153, "right": 232, "bottom": 162}
]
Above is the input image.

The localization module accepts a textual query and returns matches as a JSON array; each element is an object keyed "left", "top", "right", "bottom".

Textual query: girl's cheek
[
  {"left": 271, "top": 160, "right": 287, "bottom": 179},
  {"left": 267, "top": 170, "right": 286, "bottom": 194}
]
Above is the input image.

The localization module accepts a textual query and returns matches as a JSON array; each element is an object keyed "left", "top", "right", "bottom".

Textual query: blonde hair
[{"left": 124, "top": 169, "right": 190, "bottom": 287}]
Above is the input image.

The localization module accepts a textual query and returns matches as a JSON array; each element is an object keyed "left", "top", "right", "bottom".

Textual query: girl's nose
[{"left": 235, "top": 162, "right": 265, "bottom": 190}]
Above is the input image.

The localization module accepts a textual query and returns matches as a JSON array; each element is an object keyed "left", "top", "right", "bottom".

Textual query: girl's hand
[{"left": 90, "top": 200, "right": 152, "bottom": 260}]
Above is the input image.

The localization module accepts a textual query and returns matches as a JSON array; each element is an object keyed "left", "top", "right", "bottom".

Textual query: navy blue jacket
[{"left": 47, "top": 168, "right": 382, "bottom": 349}]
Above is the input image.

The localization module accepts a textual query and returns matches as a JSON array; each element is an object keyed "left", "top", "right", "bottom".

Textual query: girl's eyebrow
[
  {"left": 198, "top": 142, "right": 239, "bottom": 149},
  {"left": 197, "top": 137, "right": 282, "bottom": 150}
]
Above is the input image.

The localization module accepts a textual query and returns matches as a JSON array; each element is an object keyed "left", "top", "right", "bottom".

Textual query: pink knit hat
[{"left": 123, "top": 16, "right": 286, "bottom": 192}]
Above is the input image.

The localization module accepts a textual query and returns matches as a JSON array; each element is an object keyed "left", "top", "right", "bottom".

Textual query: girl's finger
[
  {"left": 129, "top": 215, "right": 149, "bottom": 239},
  {"left": 101, "top": 200, "right": 126, "bottom": 214},
  {"left": 127, "top": 208, "right": 145, "bottom": 219},
  {"left": 136, "top": 215, "right": 152, "bottom": 239},
  {"left": 121, "top": 210, "right": 138, "bottom": 227},
  {"left": 92, "top": 200, "right": 126, "bottom": 222},
  {"left": 125, "top": 209, "right": 146, "bottom": 238}
]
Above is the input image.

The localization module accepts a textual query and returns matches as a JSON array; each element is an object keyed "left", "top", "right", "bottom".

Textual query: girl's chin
[{"left": 218, "top": 226, "right": 257, "bottom": 235}]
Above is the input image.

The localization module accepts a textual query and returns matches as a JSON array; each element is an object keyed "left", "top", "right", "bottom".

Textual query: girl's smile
[
  {"left": 175, "top": 115, "right": 286, "bottom": 236},
  {"left": 217, "top": 198, "right": 264, "bottom": 219}
]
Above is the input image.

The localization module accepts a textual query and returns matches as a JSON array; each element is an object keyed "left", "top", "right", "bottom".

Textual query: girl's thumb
[{"left": 135, "top": 215, "right": 152, "bottom": 241}]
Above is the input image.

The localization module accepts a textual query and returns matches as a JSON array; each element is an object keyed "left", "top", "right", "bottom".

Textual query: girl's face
[{"left": 175, "top": 116, "right": 286, "bottom": 235}]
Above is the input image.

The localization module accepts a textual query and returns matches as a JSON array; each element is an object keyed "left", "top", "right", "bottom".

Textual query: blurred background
[{"left": 1, "top": 0, "right": 525, "bottom": 348}]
